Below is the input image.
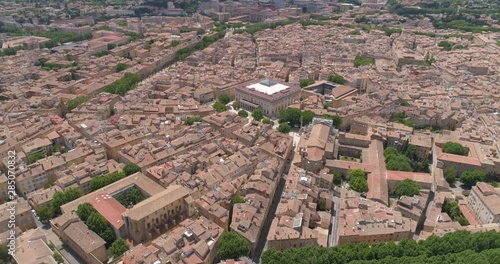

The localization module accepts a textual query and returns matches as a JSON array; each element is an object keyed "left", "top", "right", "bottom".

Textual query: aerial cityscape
[{"left": 0, "top": 0, "right": 499, "bottom": 263}]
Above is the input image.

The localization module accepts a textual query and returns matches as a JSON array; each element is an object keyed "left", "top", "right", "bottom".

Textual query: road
[
  {"left": 328, "top": 194, "right": 341, "bottom": 247},
  {"left": 251, "top": 148, "right": 294, "bottom": 263}
]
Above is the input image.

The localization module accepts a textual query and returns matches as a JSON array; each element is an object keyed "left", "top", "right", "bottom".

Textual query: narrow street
[
  {"left": 251, "top": 149, "right": 294, "bottom": 263},
  {"left": 328, "top": 195, "right": 341, "bottom": 247}
]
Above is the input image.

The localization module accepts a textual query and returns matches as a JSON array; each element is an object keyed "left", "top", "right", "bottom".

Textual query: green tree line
[
  {"left": 262, "top": 230, "right": 500, "bottom": 264},
  {"left": 104, "top": 73, "right": 141, "bottom": 95}
]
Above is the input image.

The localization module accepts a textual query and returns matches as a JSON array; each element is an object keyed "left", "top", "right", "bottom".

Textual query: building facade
[
  {"left": 235, "top": 79, "right": 300, "bottom": 117},
  {"left": 468, "top": 182, "right": 500, "bottom": 224}
]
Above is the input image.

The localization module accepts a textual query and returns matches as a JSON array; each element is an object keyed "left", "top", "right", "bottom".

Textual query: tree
[
  {"left": 66, "top": 96, "right": 89, "bottom": 111},
  {"left": 104, "top": 73, "right": 141, "bottom": 95},
  {"left": 460, "top": 170, "right": 486, "bottom": 188},
  {"left": 185, "top": 116, "right": 202, "bottom": 125},
  {"left": 395, "top": 179, "right": 421, "bottom": 198},
  {"left": 299, "top": 79, "right": 315, "bottom": 88},
  {"left": 278, "top": 123, "right": 291, "bottom": 134},
  {"left": 109, "top": 239, "right": 129, "bottom": 258},
  {"left": 444, "top": 167, "right": 458, "bottom": 184},
  {"left": 53, "top": 252, "right": 63, "bottom": 263},
  {"left": 252, "top": 108, "right": 264, "bottom": 121},
  {"left": 38, "top": 205, "right": 53, "bottom": 221},
  {"left": 216, "top": 232, "right": 250, "bottom": 261},
  {"left": 86, "top": 212, "right": 116, "bottom": 246},
  {"left": 349, "top": 175, "right": 368, "bottom": 193},
  {"left": 443, "top": 142, "right": 467, "bottom": 156},
  {"left": 115, "top": 63, "right": 128, "bottom": 72},
  {"left": 171, "top": 40, "right": 180, "bottom": 47},
  {"left": 28, "top": 152, "right": 46, "bottom": 164},
  {"left": 231, "top": 194, "right": 245, "bottom": 205},
  {"left": 213, "top": 102, "right": 227, "bottom": 112},
  {"left": 350, "top": 169, "right": 366, "bottom": 179},
  {"left": 404, "top": 145, "right": 418, "bottom": 161},
  {"left": 123, "top": 163, "right": 141, "bottom": 176},
  {"left": 117, "top": 19, "right": 128, "bottom": 27},
  {"left": 301, "top": 110, "right": 315, "bottom": 125},
  {"left": 197, "top": 28, "right": 206, "bottom": 35},
  {"left": 89, "top": 171, "right": 127, "bottom": 191},
  {"left": 384, "top": 147, "right": 399, "bottom": 158},
  {"left": 51, "top": 188, "right": 82, "bottom": 216},
  {"left": 219, "top": 94, "right": 230, "bottom": 104},
  {"left": 0, "top": 243, "right": 14, "bottom": 264},
  {"left": 328, "top": 74, "right": 346, "bottom": 84},
  {"left": 232, "top": 101, "right": 241, "bottom": 109},
  {"left": 385, "top": 153, "right": 413, "bottom": 172},
  {"left": 238, "top": 110, "right": 248, "bottom": 117},
  {"left": 77, "top": 203, "right": 96, "bottom": 222},
  {"left": 277, "top": 108, "right": 301, "bottom": 127},
  {"left": 321, "top": 114, "right": 342, "bottom": 127},
  {"left": 262, "top": 118, "right": 273, "bottom": 125},
  {"left": 354, "top": 56, "right": 374, "bottom": 67},
  {"left": 332, "top": 170, "right": 343, "bottom": 186},
  {"left": 115, "top": 186, "right": 145, "bottom": 207},
  {"left": 443, "top": 200, "right": 469, "bottom": 226}
]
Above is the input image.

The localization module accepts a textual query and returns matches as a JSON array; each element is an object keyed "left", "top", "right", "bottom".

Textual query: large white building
[
  {"left": 235, "top": 79, "right": 300, "bottom": 117},
  {"left": 468, "top": 182, "right": 500, "bottom": 224}
]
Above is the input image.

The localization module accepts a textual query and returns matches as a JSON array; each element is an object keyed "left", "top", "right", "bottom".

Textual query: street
[
  {"left": 251, "top": 148, "right": 294, "bottom": 263},
  {"left": 328, "top": 194, "right": 341, "bottom": 247}
]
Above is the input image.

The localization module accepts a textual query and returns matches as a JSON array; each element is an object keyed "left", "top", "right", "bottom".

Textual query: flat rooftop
[{"left": 245, "top": 79, "right": 290, "bottom": 95}]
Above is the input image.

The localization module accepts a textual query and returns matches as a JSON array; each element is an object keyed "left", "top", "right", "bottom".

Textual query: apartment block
[{"left": 468, "top": 182, "right": 500, "bottom": 224}]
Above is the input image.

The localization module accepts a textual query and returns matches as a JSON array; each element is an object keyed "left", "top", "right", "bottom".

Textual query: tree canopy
[
  {"left": 328, "top": 74, "right": 346, "bottom": 84},
  {"left": 185, "top": 116, "right": 202, "bottom": 126},
  {"left": 395, "top": 179, "right": 421, "bottom": 198},
  {"left": 86, "top": 212, "right": 116, "bottom": 247},
  {"left": 354, "top": 56, "right": 375, "bottom": 67},
  {"left": 232, "top": 101, "right": 241, "bottom": 109},
  {"left": 278, "top": 107, "right": 302, "bottom": 127},
  {"left": 238, "top": 110, "right": 248, "bottom": 117},
  {"left": 385, "top": 152, "right": 413, "bottom": 172},
  {"left": 252, "top": 108, "right": 264, "bottom": 121},
  {"left": 231, "top": 194, "right": 245, "bottom": 205},
  {"left": 460, "top": 170, "right": 486, "bottom": 188},
  {"left": 301, "top": 110, "right": 315, "bottom": 125},
  {"left": 278, "top": 108, "right": 317, "bottom": 127},
  {"left": 219, "top": 94, "right": 230, "bottom": 104},
  {"left": 104, "top": 73, "right": 141, "bottom": 95},
  {"left": 262, "top": 230, "right": 500, "bottom": 264},
  {"left": 262, "top": 118, "right": 274, "bottom": 125},
  {"left": 77, "top": 203, "right": 96, "bottom": 222},
  {"left": 299, "top": 79, "right": 315, "bottom": 88},
  {"left": 66, "top": 96, "right": 89, "bottom": 112},
  {"left": 89, "top": 171, "right": 127, "bottom": 192},
  {"left": 213, "top": 102, "right": 227, "bottom": 112},
  {"left": 444, "top": 167, "right": 458, "bottom": 184},
  {"left": 443, "top": 199, "right": 469, "bottom": 226},
  {"left": 51, "top": 187, "right": 82, "bottom": 216},
  {"left": 115, "top": 62, "right": 128, "bottom": 72},
  {"left": 114, "top": 186, "right": 145, "bottom": 207},
  {"left": 171, "top": 40, "right": 180, "bottom": 47},
  {"left": 278, "top": 123, "right": 291, "bottom": 134},
  {"left": 332, "top": 170, "right": 343, "bottom": 186},
  {"left": 349, "top": 169, "right": 368, "bottom": 193},
  {"left": 123, "top": 162, "right": 141, "bottom": 176},
  {"left": 321, "top": 114, "right": 343, "bottom": 127},
  {"left": 443, "top": 142, "right": 467, "bottom": 156},
  {"left": 109, "top": 239, "right": 129, "bottom": 258},
  {"left": 216, "top": 232, "right": 250, "bottom": 261}
]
